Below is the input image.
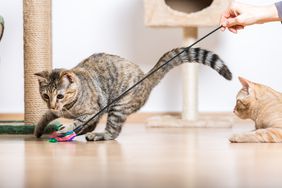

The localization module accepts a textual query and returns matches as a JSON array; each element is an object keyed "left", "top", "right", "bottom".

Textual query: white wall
[{"left": 0, "top": 0, "right": 281, "bottom": 113}]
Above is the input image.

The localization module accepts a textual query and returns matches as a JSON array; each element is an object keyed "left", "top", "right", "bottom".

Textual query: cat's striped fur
[
  {"left": 231, "top": 77, "right": 282, "bottom": 143},
  {"left": 35, "top": 47, "right": 232, "bottom": 141}
]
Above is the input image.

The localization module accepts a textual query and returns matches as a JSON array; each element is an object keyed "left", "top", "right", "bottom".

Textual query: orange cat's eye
[{"left": 236, "top": 100, "right": 245, "bottom": 106}]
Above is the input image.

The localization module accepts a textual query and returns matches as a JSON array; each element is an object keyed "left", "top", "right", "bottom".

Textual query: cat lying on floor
[
  {"left": 230, "top": 77, "right": 282, "bottom": 143},
  {"left": 34, "top": 47, "right": 232, "bottom": 141}
]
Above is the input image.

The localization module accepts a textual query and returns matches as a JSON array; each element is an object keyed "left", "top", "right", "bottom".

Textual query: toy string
[{"left": 73, "top": 25, "right": 223, "bottom": 134}]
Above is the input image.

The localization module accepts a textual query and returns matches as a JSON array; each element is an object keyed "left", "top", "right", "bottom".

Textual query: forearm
[
  {"left": 34, "top": 111, "right": 58, "bottom": 137},
  {"left": 259, "top": 4, "right": 281, "bottom": 23}
]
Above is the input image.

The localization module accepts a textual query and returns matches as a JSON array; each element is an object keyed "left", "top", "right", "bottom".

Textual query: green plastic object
[
  {"left": 0, "top": 120, "right": 62, "bottom": 135},
  {"left": 48, "top": 138, "right": 58, "bottom": 143},
  {"left": 0, "top": 123, "right": 34, "bottom": 134}
]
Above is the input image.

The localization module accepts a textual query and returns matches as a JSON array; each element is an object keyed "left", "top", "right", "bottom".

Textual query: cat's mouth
[
  {"left": 50, "top": 109, "right": 63, "bottom": 116},
  {"left": 233, "top": 108, "right": 240, "bottom": 117}
]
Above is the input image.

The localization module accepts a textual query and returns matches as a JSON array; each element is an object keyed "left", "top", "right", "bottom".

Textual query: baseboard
[
  {"left": 0, "top": 112, "right": 244, "bottom": 123},
  {"left": 0, "top": 114, "right": 24, "bottom": 121},
  {"left": 0, "top": 112, "right": 248, "bottom": 134}
]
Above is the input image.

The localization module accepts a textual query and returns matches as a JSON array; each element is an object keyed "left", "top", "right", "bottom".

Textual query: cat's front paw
[
  {"left": 229, "top": 133, "right": 245, "bottom": 143},
  {"left": 85, "top": 132, "right": 114, "bottom": 141},
  {"left": 34, "top": 126, "right": 44, "bottom": 138},
  {"left": 56, "top": 123, "right": 75, "bottom": 134},
  {"left": 229, "top": 134, "right": 239, "bottom": 143}
]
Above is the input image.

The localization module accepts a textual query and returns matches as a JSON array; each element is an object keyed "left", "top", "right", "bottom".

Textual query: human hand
[{"left": 220, "top": 2, "right": 279, "bottom": 33}]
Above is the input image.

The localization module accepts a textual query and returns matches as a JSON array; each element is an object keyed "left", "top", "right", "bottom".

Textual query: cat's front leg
[
  {"left": 86, "top": 110, "right": 127, "bottom": 141},
  {"left": 56, "top": 114, "right": 99, "bottom": 135},
  {"left": 229, "top": 132, "right": 259, "bottom": 143},
  {"left": 35, "top": 111, "right": 58, "bottom": 138},
  {"left": 229, "top": 128, "right": 282, "bottom": 143}
]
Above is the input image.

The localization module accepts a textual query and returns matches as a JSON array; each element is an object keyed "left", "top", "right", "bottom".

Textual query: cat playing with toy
[{"left": 35, "top": 44, "right": 232, "bottom": 142}]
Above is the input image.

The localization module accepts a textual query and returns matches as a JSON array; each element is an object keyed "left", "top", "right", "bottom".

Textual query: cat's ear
[
  {"left": 34, "top": 70, "right": 49, "bottom": 83},
  {"left": 238, "top": 76, "right": 256, "bottom": 95},
  {"left": 60, "top": 71, "right": 76, "bottom": 85},
  {"left": 238, "top": 76, "right": 251, "bottom": 89}
]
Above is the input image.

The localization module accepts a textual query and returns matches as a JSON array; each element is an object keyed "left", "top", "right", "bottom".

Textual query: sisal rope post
[{"left": 23, "top": 0, "right": 52, "bottom": 125}]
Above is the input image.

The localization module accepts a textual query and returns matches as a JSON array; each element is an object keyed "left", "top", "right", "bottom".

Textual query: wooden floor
[{"left": 1, "top": 123, "right": 282, "bottom": 188}]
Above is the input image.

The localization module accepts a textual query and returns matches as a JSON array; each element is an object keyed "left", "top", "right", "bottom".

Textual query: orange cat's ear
[
  {"left": 238, "top": 77, "right": 252, "bottom": 89},
  {"left": 238, "top": 76, "right": 256, "bottom": 96}
]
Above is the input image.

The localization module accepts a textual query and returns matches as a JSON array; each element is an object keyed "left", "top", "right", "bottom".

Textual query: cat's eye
[
  {"left": 236, "top": 100, "right": 244, "bottom": 105},
  {"left": 43, "top": 94, "right": 49, "bottom": 100},
  {"left": 57, "top": 94, "right": 64, "bottom": 99}
]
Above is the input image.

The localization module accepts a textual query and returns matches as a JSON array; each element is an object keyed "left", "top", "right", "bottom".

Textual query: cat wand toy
[{"left": 49, "top": 25, "right": 223, "bottom": 143}]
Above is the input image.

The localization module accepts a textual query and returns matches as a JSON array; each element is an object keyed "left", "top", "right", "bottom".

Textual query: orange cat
[{"left": 230, "top": 77, "right": 282, "bottom": 143}]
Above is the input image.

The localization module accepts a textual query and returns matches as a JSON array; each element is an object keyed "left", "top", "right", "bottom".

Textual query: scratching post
[
  {"left": 182, "top": 28, "right": 198, "bottom": 121},
  {"left": 144, "top": 0, "right": 233, "bottom": 128},
  {"left": 24, "top": 0, "right": 52, "bottom": 125}
]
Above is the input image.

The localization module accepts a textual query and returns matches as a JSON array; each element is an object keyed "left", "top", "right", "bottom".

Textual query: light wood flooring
[{"left": 1, "top": 123, "right": 282, "bottom": 188}]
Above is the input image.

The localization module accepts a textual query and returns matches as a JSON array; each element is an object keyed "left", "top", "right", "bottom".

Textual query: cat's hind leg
[
  {"left": 229, "top": 128, "right": 282, "bottom": 143},
  {"left": 85, "top": 109, "right": 127, "bottom": 141}
]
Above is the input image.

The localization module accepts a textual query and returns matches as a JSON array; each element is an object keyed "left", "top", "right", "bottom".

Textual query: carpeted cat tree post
[
  {"left": 144, "top": 0, "right": 232, "bottom": 127},
  {"left": 24, "top": 0, "right": 52, "bottom": 125}
]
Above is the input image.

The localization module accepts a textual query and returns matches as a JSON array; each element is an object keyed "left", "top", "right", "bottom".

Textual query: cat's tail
[
  {"left": 147, "top": 47, "right": 232, "bottom": 87},
  {"left": 229, "top": 128, "right": 282, "bottom": 143}
]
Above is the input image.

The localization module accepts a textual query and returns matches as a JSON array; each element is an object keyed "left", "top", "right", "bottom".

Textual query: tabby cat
[
  {"left": 231, "top": 77, "right": 282, "bottom": 143},
  {"left": 35, "top": 47, "right": 232, "bottom": 141}
]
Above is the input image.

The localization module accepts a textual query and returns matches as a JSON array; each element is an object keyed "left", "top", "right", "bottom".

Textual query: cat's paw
[
  {"left": 229, "top": 134, "right": 239, "bottom": 143},
  {"left": 34, "top": 127, "right": 44, "bottom": 138},
  {"left": 56, "top": 123, "right": 75, "bottom": 134},
  {"left": 85, "top": 132, "right": 114, "bottom": 141},
  {"left": 229, "top": 133, "right": 246, "bottom": 143},
  {"left": 34, "top": 125, "right": 45, "bottom": 138}
]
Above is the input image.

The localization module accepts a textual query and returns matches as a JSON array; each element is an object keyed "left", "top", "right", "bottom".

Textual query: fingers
[
  {"left": 220, "top": 13, "right": 245, "bottom": 33},
  {"left": 227, "top": 25, "right": 244, "bottom": 34},
  {"left": 220, "top": 10, "right": 231, "bottom": 30},
  {"left": 220, "top": 3, "right": 246, "bottom": 33},
  {"left": 220, "top": 9, "right": 237, "bottom": 32}
]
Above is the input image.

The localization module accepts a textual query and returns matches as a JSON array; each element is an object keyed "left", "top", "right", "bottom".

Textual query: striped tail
[{"left": 147, "top": 47, "right": 232, "bottom": 87}]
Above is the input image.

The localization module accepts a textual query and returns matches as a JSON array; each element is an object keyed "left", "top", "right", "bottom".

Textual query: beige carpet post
[
  {"left": 182, "top": 27, "right": 198, "bottom": 121},
  {"left": 23, "top": 0, "right": 52, "bottom": 124}
]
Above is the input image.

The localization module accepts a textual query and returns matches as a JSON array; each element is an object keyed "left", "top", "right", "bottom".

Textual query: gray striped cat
[{"left": 35, "top": 47, "right": 232, "bottom": 141}]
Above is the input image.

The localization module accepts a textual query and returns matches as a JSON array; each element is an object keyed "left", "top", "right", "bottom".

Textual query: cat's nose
[{"left": 50, "top": 105, "right": 56, "bottom": 110}]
